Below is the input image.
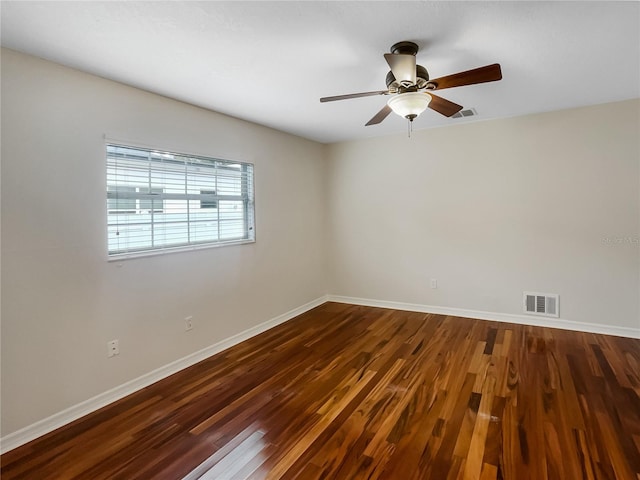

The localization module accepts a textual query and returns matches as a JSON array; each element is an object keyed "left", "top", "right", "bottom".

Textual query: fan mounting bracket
[{"left": 390, "top": 41, "right": 419, "bottom": 56}]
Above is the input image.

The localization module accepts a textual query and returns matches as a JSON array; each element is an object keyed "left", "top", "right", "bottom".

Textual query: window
[
  {"left": 106, "top": 143, "right": 255, "bottom": 258},
  {"left": 200, "top": 189, "right": 218, "bottom": 209},
  {"left": 107, "top": 186, "right": 164, "bottom": 214},
  {"left": 139, "top": 187, "right": 164, "bottom": 213},
  {"left": 107, "top": 185, "right": 136, "bottom": 213}
]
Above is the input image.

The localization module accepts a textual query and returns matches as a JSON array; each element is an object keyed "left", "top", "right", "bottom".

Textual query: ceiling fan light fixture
[{"left": 387, "top": 92, "right": 431, "bottom": 121}]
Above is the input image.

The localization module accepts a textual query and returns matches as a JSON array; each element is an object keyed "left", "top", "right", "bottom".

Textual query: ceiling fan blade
[
  {"left": 427, "top": 93, "right": 463, "bottom": 117},
  {"left": 365, "top": 104, "right": 393, "bottom": 126},
  {"left": 384, "top": 53, "right": 416, "bottom": 85},
  {"left": 429, "top": 63, "right": 502, "bottom": 90},
  {"left": 320, "top": 90, "right": 389, "bottom": 103}
]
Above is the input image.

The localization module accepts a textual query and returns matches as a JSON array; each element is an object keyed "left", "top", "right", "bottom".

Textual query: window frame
[{"left": 105, "top": 141, "right": 255, "bottom": 260}]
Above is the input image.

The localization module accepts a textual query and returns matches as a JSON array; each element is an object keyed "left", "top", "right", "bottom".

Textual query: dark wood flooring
[{"left": 2, "top": 302, "right": 639, "bottom": 479}]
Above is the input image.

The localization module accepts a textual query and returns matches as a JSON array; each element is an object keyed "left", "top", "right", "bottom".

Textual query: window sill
[{"left": 107, "top": 238, "right": 256, "bottom": 262}]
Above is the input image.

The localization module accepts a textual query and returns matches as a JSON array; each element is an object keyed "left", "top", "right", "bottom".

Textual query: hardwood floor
[{"left": 2, "top": 302, "right": 639, "bottom": 479}]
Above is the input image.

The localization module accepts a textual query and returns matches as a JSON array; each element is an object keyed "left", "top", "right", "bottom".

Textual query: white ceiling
[{"left": 1, "top": 1, "right": 638, "bottom": 144}]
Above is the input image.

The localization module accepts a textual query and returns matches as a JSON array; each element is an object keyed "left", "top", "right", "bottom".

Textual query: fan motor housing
[{"left": 386, "top": 65, "right": 430, "bottom": 89}]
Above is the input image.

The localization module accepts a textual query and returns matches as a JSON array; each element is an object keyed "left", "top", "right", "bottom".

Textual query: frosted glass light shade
[{"left": 387, "top": 92, "right": 432, "bottom": 119}]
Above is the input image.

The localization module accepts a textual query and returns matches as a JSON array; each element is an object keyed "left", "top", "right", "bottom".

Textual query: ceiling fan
[{"left": 320, "top": 41, "right": 502, "bottom": 127}]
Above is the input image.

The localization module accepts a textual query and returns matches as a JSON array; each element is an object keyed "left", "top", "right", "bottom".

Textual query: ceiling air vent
[
  {"left": 523, "top": 292, "right": 559, "bottom": 318},
  {"left": 451, "top": 108, "right": 477, "bottom": 119}
]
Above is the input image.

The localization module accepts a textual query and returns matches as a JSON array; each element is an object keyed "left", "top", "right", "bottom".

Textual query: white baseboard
[
  {"left": 327, "top": 295, "right": 640, "bottom": 339},
  {"left": 0, "top": 295, "right": 328, "bottom": 454}
]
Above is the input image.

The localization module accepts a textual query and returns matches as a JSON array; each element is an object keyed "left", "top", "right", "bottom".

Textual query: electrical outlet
[
  {"left": 107, "top": 339, "right": 119, "bottom": 358},
  {"left": 430, "top": 278, "right": 438, "bottom": 289},
  {"left": 185, "top": 316, "right": 193, "bottom": 331}
]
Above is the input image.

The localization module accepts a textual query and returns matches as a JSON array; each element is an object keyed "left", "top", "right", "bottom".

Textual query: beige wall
[
  {"left": 1, "top": 49, "right": 327, "bottom": 435},
  {"left": 327, "top": 100, "right": 640, "bottom": 330}
]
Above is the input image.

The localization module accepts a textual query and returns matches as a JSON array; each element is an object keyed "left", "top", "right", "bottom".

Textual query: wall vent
[
  {"left": 452, "top": 108, "right": 477, "bottom": 119},
  {"left": 523, "top": 292, "right": 559, "bottom": 318}
]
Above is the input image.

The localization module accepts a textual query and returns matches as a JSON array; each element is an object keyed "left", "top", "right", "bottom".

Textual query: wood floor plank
[{"left": 2, "top": 303, "right": 639, "bottom": 479}]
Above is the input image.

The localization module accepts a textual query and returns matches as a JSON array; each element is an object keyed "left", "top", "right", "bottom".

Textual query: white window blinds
[{"left": 106, "top": 144, "right": 255, "bottom": 258}]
